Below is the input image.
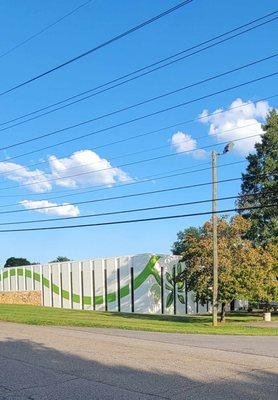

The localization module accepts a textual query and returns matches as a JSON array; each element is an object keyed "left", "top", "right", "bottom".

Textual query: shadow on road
[{"left": 0, "top": 337, "right": 277, "bottom": 399}]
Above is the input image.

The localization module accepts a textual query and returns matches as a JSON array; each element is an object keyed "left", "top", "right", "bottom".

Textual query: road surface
[{"left": 0, "top": 321, "right": 277, "bottom": 399}]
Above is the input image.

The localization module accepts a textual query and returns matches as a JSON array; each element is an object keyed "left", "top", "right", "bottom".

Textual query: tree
[
  {"left": 50, "top": 256, "right": 71, "bottom": 263},
  {"left": 171, "top": 226, "right": 202, "bottom": 255},
  {"left": 175, "top": 215, "right": 278, "bottom": 322},
  {"left": 238, "top": 109, "right": 278, "bottom": 246},
  {"left": 4, "top": 257, "right": 31, "bottom": 268},
  {"left": 236, "top": 243, "right": 278, "bottom": 311}
]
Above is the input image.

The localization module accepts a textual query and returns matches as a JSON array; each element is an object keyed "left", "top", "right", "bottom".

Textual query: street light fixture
[
  {"left": 211, "top": 142, "right": 234, "bottom": 327},
  {"left": 222, "top": 142, "right": 235, "bottom": 154}
]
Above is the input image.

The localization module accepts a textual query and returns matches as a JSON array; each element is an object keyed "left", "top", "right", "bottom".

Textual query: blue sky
[{"left": 0, "top": 0, "right": 277, "bottom": 265}]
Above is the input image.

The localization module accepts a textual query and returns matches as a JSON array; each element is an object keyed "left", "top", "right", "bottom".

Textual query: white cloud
[
  {"left": 48, "top": 150, "right": 132, "bottom": 188},
  {"left": 20, "top": 200, "right": 80, "bottom": 217},
  {"left": 0, "top": 150, "right": 133, "bottom": 195},
  {"left": 171, "top": 131, "right": 206, "bottom": 158},
  {"left": 0, "top": 161, "right": 51, "bottom": 193},
  {"left": 200, "top": 99, "right": 270, "bottom": 155}
]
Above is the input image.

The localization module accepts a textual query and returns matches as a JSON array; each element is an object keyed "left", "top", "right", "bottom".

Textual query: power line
[
  {"left": 0, "top": 0, "right": 193, "bottom": 96},
  {"left": 1, "top": 192, "right": 273, "bottom": 226},
  {"left": 1, "top": 71, "right": 276, "bottom": 153},
  {"left": 0, "top": 135, "right": 260, "bottom": 191},
  {"left": 0, "top": 122, "right": 257, "bottom": 177},
  {"left": 0, "top": 0, "right": 94, "bottom": 59},
  {"left": 1, "top": 53, "right": 276, "bottom": 135},
  {"left": 2, "top": 92, "right": 276, "bottom": 163},
  {"left": 0, "top": 204, "right": 276, "bottom": 232},
  {"left": 0, "top": 177, "right": 242, "bottom": 215},
  {"left": 0, "top": 160, "right": 247, "bottom": 206},
  {"left": 1, "top": 11, "right": 277, "bottom": 129},
  {"left": 0, "top": 160, "right": 247, "bottom": 202},
  {"left": 0, "top": 161, "right": 214, "bottom": 199}
]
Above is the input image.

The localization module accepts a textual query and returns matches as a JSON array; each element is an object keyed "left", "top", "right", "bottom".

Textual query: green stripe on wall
[{"left": 0, "top": 255, "right": 161, "bottom": 305}]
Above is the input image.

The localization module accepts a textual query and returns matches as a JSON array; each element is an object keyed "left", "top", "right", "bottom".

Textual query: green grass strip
[{"left": 0, "top": 304, "right": 277, "bottom": 336}]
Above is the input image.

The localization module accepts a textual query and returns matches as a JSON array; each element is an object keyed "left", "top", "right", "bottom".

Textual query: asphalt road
[{"left": 0, "top": 322, "right": 277, "bottom": 399}]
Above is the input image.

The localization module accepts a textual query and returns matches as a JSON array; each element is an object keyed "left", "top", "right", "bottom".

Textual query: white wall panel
[{"left": 0, "top": 254, "right": 213, "bottom": 315}]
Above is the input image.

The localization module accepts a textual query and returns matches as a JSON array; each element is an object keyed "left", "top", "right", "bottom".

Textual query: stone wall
[{"left": 0, "top": 290, "right": 41, "bottom": 306}]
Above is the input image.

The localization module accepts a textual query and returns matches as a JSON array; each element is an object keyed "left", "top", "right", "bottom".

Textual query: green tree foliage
[
  {"left": 50, "top": 256, "right": 71, "bottom": 263},
  {"left": 238, "top": 109, "right": 278, "bottom": 246},
  {"left": 176, "top": 215, "right": 278, "bottom": 321},
  {"left": 171, "top": 226, "right": 202, "bottom": 255},
  {"left": 236, "top": 242, "right": 278, "bottom": 311},
  {"left": 4, "top": 257, "right": 31, "bottom": 268}
]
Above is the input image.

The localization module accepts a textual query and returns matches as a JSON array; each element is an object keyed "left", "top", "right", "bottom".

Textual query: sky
[{"left": 0, "top": 0, "right": 277, "bottom": 265}]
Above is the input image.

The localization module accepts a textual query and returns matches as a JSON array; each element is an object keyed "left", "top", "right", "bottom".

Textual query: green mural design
[
  {"left": 0, "top": 255, "right": 161, "bottom": 306},
  {"left": 165, "top": 262, "right": 186, "bottom": 308},
  {"left": 150, "top": 261, "right": 185, "bottom": 308}
]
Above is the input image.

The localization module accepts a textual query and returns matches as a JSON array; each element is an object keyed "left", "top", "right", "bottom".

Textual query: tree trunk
[{"left": 220, "top": 302, "right": 226, "bottom": 323}]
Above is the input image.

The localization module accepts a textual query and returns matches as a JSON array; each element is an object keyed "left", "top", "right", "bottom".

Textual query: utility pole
[
  {"left": 212, "top": 150, "right": 218, "bottom": 327},
  {"left": 211, "top": 142, "right": 234, "bottom": 327}
]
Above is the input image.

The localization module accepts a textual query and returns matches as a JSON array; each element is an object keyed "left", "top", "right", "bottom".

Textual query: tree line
[{"left": 3, "top": 256, "right": 71, "bottom": 268}]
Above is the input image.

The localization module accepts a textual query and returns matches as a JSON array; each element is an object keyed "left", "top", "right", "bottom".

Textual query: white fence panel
[{"left": 0, "top": 254, "right": 213, "bottom": 315}]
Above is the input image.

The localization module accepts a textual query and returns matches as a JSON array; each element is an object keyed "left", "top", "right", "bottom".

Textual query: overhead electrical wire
[
  {"left": 0, "top": 0, "right": 193, "bottom": 96},
  {"left": 0, "top": 161, "right": 214, "bottom": 199},
  {"left": 1, "top": 71, "right": 277, "bottom": 153},
  {"left": 0, "top": 54, "right": 276, "bottom": 135},
  {"left": 0, "top": 160, "right": 247, "bottom": 206},
  {"left": 0, "top": 177, "right": 243, "bottom": 214},
  {"left": 0, "top": 6, "right": 275, "bottom": 236},
  {"left": 0, "top": 0, "right": 94, "bottom": 59},
  {"left": 1, "top": 11, "right": 277, "bottom": 129},
  {"left": 0, "top": 192, "right": 273, "bottom": 226},
  {"left": 0, "top": 122, "right": 257, "bottom": 178},
  {"left": 1, "top": 92, "right": 276, "bottom": 165},
  {"left": 0, "top": 135, "right": 260, "bottom": 191},
  {"left": 0, "top": 160, "right": 248, "bottom": 202},
  {"left": 0, "top": 204, "right": 276, "bottom": 232}
]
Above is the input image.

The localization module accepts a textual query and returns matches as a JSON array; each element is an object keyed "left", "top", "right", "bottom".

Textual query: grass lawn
[{"left": 0, "top": 304, "right": 277, "bottom": 335}]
